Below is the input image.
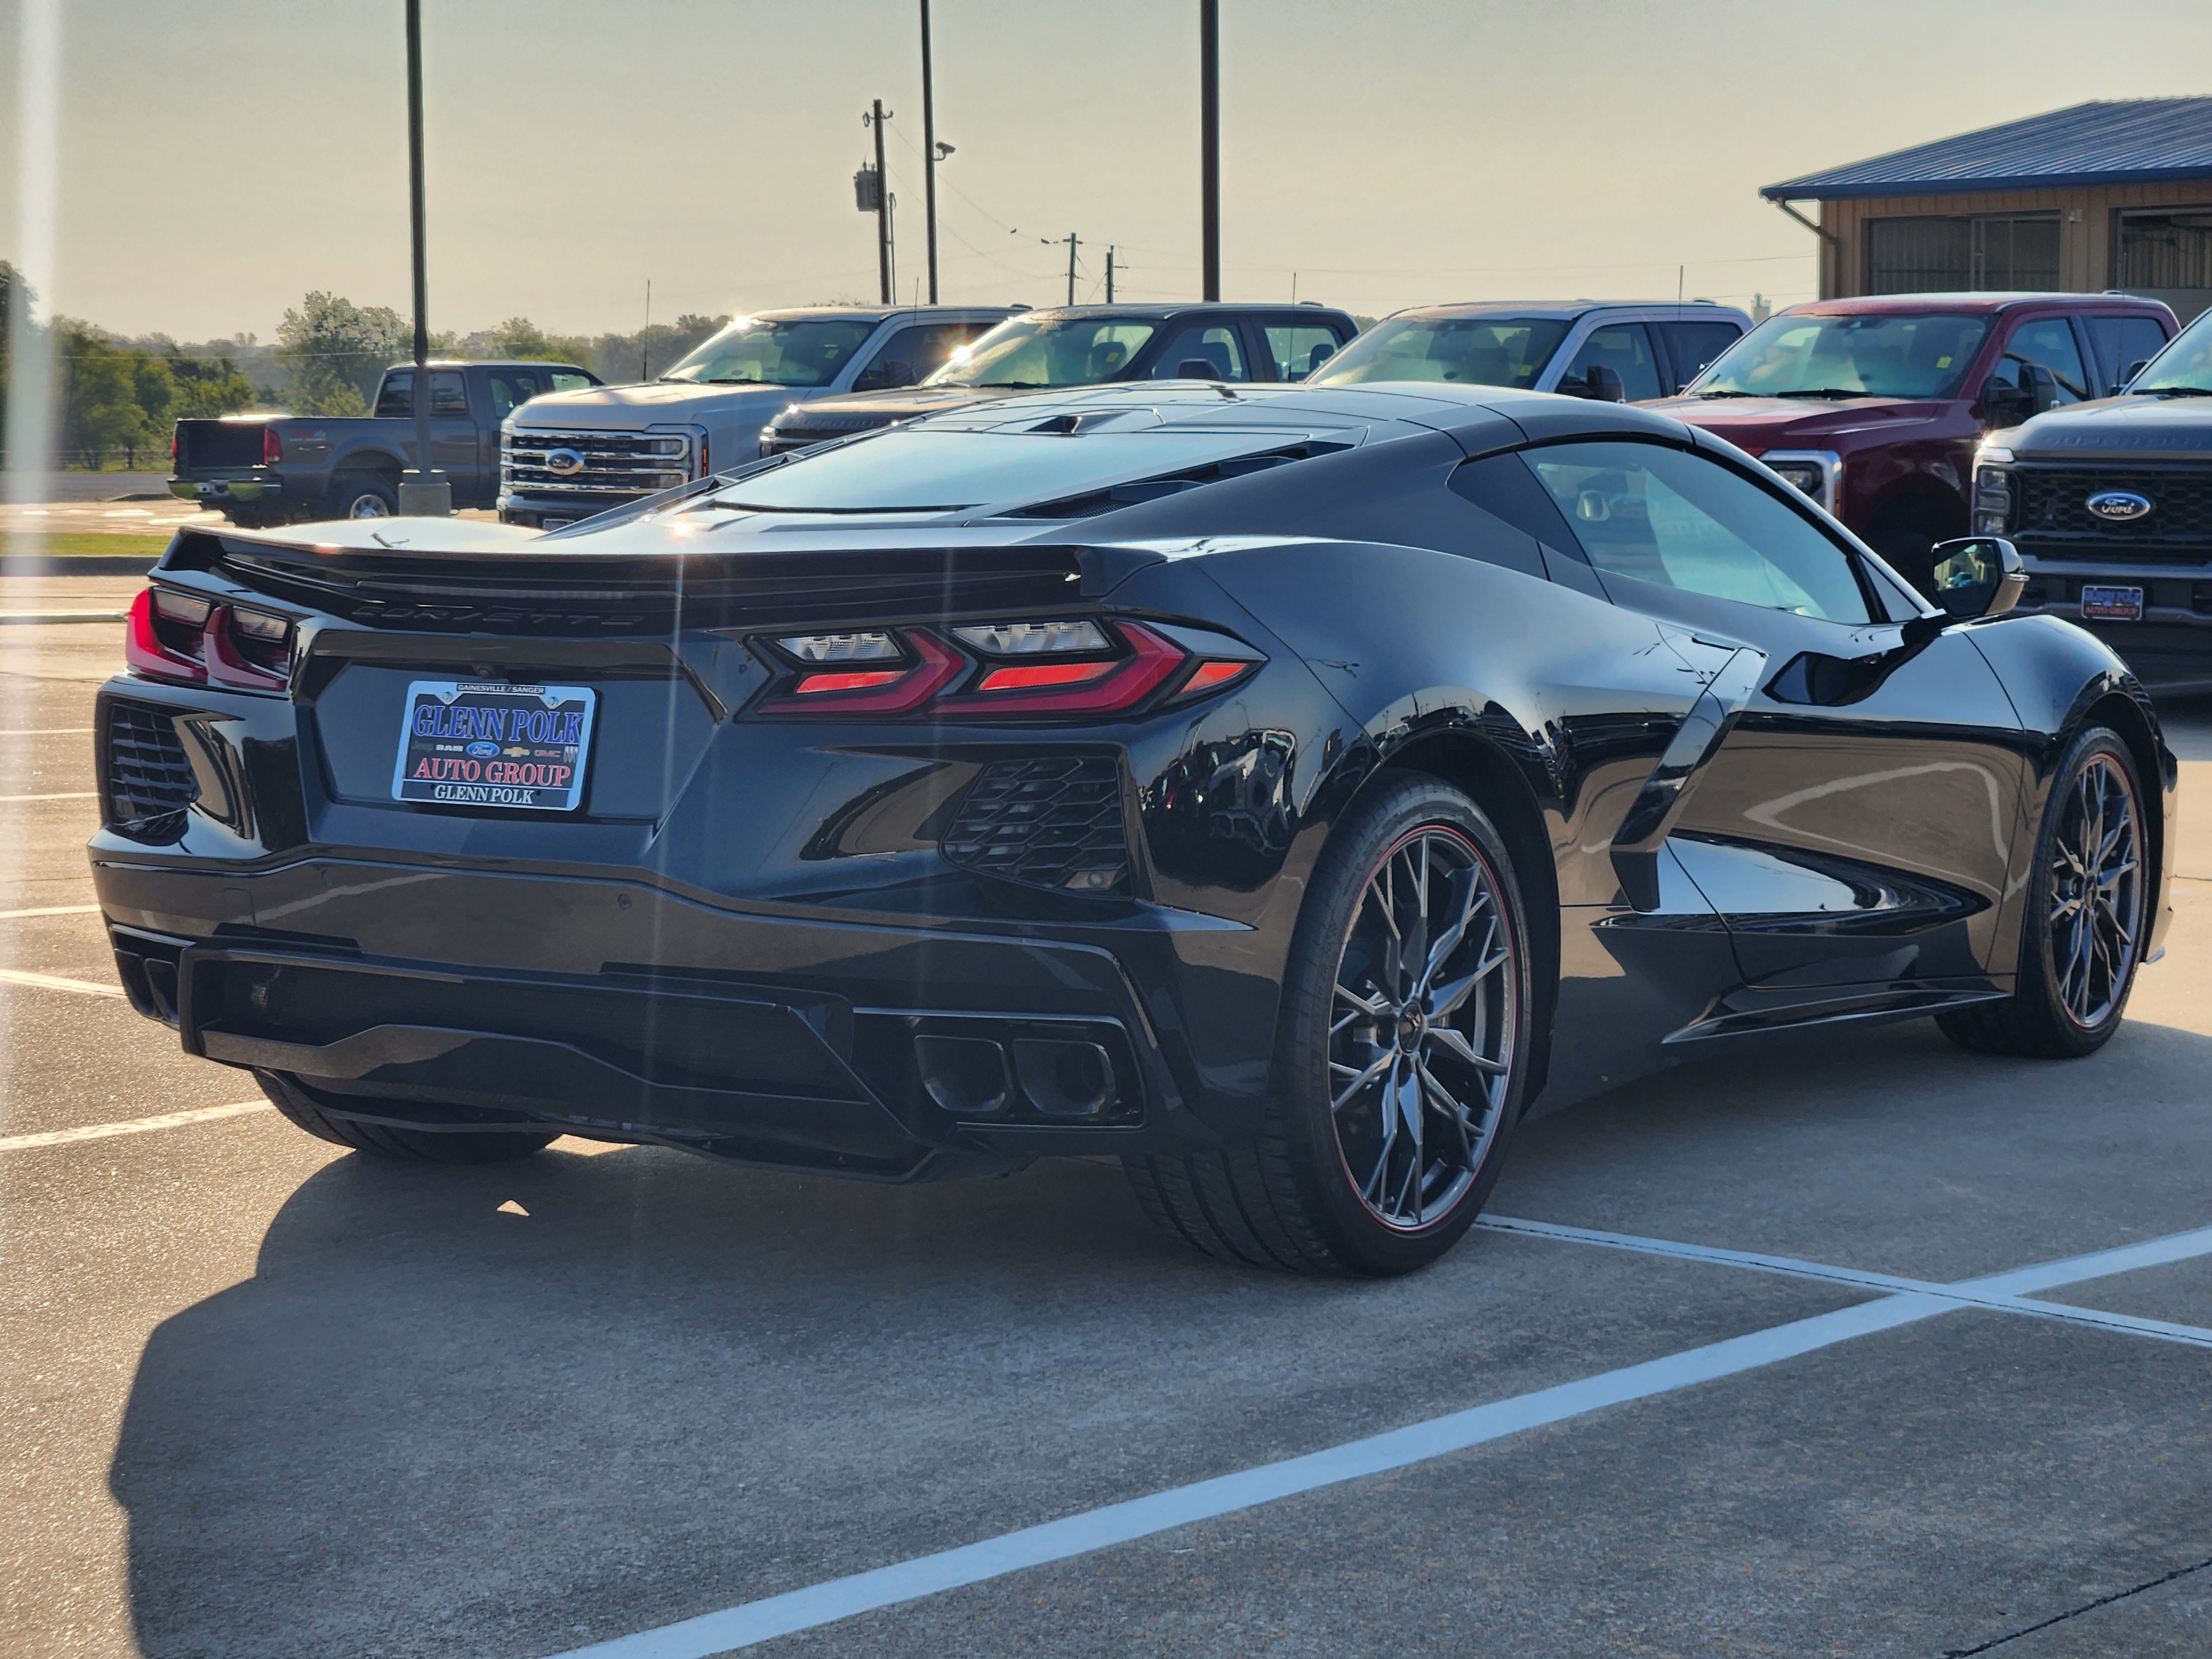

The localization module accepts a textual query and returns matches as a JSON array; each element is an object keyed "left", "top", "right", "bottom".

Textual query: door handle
[{"left": 1609, "top": 646, "right": 1766, "bottom": 911}]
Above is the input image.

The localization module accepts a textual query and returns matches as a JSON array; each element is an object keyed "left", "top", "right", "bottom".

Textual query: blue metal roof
[{"left": 1762, "top": 98, "right": 2212, "bottom": 201}]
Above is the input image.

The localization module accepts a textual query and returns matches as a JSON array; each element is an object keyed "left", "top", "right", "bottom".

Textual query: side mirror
[
  {"left": 1306, "top": 342, "right": 1335, "bottom": 373},
  {"left": 2023, "top": 362, "right": 2059, "bottom": 415},
  {"left": 854, "top": 358, "right": 914, "bottom": 392},
  {"left": 1584, "top": 364, "right": 1626, "bottom": 402},
  {"left": 1177, "top": 357, "right": 1222, "bottom": 380},
  {"left": 1928, "top": 536, "right": 2027, "bottom": 620},
  {"left": 2124, "top": 357, "right": 2151, "bottom": 389}
]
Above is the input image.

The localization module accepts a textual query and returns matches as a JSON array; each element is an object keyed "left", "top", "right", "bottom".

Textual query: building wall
[{"left": 1812, "top": 180, "right": 2212, "bottom": 311}]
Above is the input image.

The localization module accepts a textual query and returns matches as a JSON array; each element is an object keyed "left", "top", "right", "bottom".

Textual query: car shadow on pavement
[{"left": 105, "top": 1013, "right": 2212, "bottom": 1657}]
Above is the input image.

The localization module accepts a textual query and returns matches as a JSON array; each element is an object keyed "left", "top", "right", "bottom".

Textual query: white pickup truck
[{"left": 497, "top": 305, "right": 1014, "bottom": 528}]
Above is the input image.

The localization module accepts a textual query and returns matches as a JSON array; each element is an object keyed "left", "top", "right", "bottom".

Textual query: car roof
[
  {"left": 387, "top": 359, "right": 590, "bottom": 372},
  {"left": 1006, "top": 302, "right": 1355, "bottom": 322},
  {"left": 1381, "top": 300, "right": 1753, "bottom": 323},
  {"left": 1782, "top": 292, "right": 2172, "bottom": 317}
]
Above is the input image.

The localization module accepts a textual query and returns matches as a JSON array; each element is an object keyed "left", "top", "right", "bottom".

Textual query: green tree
[
  {"left": 163, "top": 351, "right": 258, "bottom": 420},
  {"left": 55, "top": 320, "right": 161, "bottom": 468},
  {"left": 275, "top": 291, "right": 408, "bottom": 415}
]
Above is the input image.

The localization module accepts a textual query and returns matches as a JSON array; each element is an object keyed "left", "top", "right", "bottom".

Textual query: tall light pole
[
  {"left": 868, "top": 100, "right": 893, "bottom": 305},
  {"left": 399, "top": 0, "right": 448, "bottom": 516},
  {"left": 920, "top": 0, "right": 939, "bottom": 305},
  {"left": 1200, "top": 0, "right": 1220, "bottom": 302}
]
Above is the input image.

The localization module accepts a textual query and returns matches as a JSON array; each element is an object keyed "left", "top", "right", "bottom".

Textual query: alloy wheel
[
  {"left": 1328, "top": 825, "right": 1516, "bottom": 1230},
  {"left": 2049, "top": 753, "right": 2143, "bottom": 1029},
  {"left": 348, "top": 494, "right": 391, "bottom": 519}
]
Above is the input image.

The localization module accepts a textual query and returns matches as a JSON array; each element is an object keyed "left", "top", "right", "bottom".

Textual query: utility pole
[
  {"left": 867, "top": 100, "right": 893, "bottom": 305},
  {"left": 399, "top": 0, "right": 448, "bottom": 516},
  {"left": 1042, "top": 233, "right": 1081, "bottom": 306},
  {"left": 640, "top": 279, "right": 651, "bottom": 380},
  {"left": 1199, "top": 0, "right": 1220, "bottom": 302},
  {"left": 1105, "top": 246, "right": 1116, "bottom": 304},
  {"left": 920, "top": 0, "right": 938, "bottom": 304}
]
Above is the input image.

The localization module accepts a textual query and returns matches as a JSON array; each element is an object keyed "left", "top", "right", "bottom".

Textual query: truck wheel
[
  {"left": 257, "top": 1071, "right": 559, "bottom": 1163},
  {"left": 1124, "top": 774, "right": 1534, "bottom": 1276},
  {"left": 330, "top": 474, "right": 397, "bottom": 520},
  {"left": 1937, "top": 726, "right": 2147, "bottom": 1059}
]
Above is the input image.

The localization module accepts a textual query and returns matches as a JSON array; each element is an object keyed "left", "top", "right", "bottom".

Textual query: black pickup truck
[{"left": 170, "top": 358, "right": 598, "bottom": 525}]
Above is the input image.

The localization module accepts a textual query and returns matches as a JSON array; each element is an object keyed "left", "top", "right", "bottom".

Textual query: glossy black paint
[{"left": 91, "top": 383, "right": 2177, "bottom": 1181}]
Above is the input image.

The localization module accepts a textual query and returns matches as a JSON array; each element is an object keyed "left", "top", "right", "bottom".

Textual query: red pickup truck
[{"left": 1646, "top": 293, "right": 2177, "bottom": 592}]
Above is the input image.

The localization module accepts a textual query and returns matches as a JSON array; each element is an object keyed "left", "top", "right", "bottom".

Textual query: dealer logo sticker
[{"left": 2086, "top": 489, "right": 2153, "bottom": 523}]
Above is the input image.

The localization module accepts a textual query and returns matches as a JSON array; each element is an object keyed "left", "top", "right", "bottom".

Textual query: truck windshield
[
  {"left": 924, "top": 316, "right": 1160, "bottom": 388},
  {"left": 660, "top": 317, "right": 880, "bottom": 388},
  {"left": 2132, "top": 310, "right": 2212, "bottom": 394},
  {"left": 1692, "top": 313, "right": 1990, "bottom": 400},
  {"left": 1308, "top": 316, "right": 1568, "bottom": 389}
]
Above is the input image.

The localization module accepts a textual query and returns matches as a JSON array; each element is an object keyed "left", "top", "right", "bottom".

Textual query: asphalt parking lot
[{"left": 4, "top": 578, "right": 2211, "bottom": 1658}]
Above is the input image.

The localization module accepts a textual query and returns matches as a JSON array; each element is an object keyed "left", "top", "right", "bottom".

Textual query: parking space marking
[
  {"left": 544, "top": 1219, "right": 2212, "bottom": 1659},
  {"left": 1478, "top": 1217, "right": 2212, "bottom": 1350},
  {"left": 0, "top": 727, "right": 92, "bottom": 735},
  {"left": 0, "top": 791, "right": 96, "bottom": 802},
  {"left": 0, "top": 966, "right": 123, "bottom": 997},
  {"left": 0, "top": 903, "right": 100, "bottom": 919},
  {"left": 0, "top": 1099, "right": 269, "bottom": 1153}
]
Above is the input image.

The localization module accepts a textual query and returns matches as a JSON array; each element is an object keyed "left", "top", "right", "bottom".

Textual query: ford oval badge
[
  {"left": 2086, "top": 489, "right": 2153, "bottom": 523},
  {"left": 545, "top": 447, "right": 585, "bottom": 477},
  {"left": 465, "top": 740, "right": 500, "bottom": 758}
]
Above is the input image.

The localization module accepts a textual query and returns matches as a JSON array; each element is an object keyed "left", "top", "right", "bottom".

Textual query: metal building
[{"left": 1764, "top": 98, "right": 2212, "bottom": 321}]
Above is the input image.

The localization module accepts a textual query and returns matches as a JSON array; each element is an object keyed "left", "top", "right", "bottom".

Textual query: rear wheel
[
  {"left": 328, "top": 474, "right": 397, "bottom": 520},
  {"left": 257, "top": 1071, "right": 558, "bottom": 1163},
  {"left": 1938, "top": 726, "right": 2147, "bottom": 1058},
  {"left": 1125, "top": 775, "right": 1533, "bottom": 1276}
]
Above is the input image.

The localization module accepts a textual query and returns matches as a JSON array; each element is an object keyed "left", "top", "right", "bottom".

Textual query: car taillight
[
  {"left": 753, "top": 618, "right": 1262, "bottom": 719},
  {"left": 123, "top": 589, "right": 293, "bottom": 690},
  {"left": 169, "top": 430, "right": 178, "bottom": 467},
  {"left": 262, "top": 426, "right": 283, "bottom": 466}
]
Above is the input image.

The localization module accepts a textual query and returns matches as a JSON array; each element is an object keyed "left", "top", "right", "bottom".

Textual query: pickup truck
[
  {"left": 1646, "top": 293, "right": 2177, "bottom": 593},
  {"left": 170, "top": 358, "right": 599, "bottom": 525},
  {"left": 500, "top": 305, "right": 1013, "bottom": 528},
  {"left": 1974, "top": 302, "right": 2212, "bottom": 690},
  {"left": 758, "top": 302, "right": 1359, "bottom": 456}
]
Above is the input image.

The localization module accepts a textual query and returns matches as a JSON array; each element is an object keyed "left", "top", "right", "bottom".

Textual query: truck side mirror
[
  {"left": 1928, "top": 536, "right": 2026, "bottom": 620},
  {"left": 854, "top": 358, "right": 915, "bottom": 393},
  {"left": 2123, "top": 357, "right": 2151, "bottom": 390},
  {"left": 1177, "top": 357, "right": 1222, "bottom": 380},
  {"left": 1562, "top": 364, "right": 1626, "bottom": 402},
  {"left": 2022, "top": 362, "right": 2059, "bottom": 415}
]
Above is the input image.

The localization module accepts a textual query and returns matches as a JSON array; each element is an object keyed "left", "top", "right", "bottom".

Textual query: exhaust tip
[
  {"left": 912, "top": 1035, "right": 1012, "bottom": 1117},
  {"left": 1011, "top": 1039, "right": 1118, "bottom": 1119}
]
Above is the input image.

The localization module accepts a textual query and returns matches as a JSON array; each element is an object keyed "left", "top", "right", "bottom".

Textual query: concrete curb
[{"left": 0, "top": 612, "right": 127, "bottom": 625}]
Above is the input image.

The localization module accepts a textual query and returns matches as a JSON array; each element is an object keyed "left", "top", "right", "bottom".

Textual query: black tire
[
  {"left": 1938, "top": 725, "right": 2148, "bottom": 1059},
  {"left": 1864, "top": 498, "right": 1957, "bottom": 601},
  {"left": 257, "top": 1071, "right": 558, "bottom": 1163},
  {"left": 1125, "top": 773, "right": 1535, "bottom": 1276},
  {"left": 327, "top": 473, "right": 398, "bottom": 521}
]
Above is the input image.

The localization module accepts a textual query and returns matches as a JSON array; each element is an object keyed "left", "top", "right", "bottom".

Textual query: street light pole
[
  {"left": 870, "top": 98, "right": 892, "bottom": 305},
  {"left": 1200, "top": 0, "right": 1219, "bottom": 302},
  {"left": 921, "top": 0, "right": 938, "bottom": 305},
  {"left": 399, "top": 0, "right": 448, "bottom": 516}
]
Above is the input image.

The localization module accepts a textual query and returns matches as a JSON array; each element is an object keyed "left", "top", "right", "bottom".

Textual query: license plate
[
  {"left": 2080, "top": 584, "right": 2144, "bottom": 622},
  {"left": 392, "top": 681, "right": 596, "bottom": 811}
]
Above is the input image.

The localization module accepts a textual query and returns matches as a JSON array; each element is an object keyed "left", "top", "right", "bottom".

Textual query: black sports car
[{"left": 93, "top": 382, "right": 2174, "bottom": 1275}]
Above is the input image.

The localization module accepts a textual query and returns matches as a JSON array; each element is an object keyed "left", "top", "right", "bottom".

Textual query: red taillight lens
[
  {"left": 938, "top": 623, "right": 1185, "bottom": 716},
  {"left": 795, "top": 669, "right": 906, "bottom": 695},
  {"left": 973, "top": 659, "right": 1117, "bottom": 693},
  {"left": 205, "top": 607, "right": 290, "bottom": 689},
  {"left": 1176, "top": 659, "right": 1255, "bottom": 697},
  {"left": 170, "top": 430, "right": 178, "bottom": 467},
  {"left": 125, "top": 589, "right": 207, "bottom": 684},
  {"left": 262, "top": 426, "right": 282, "bottom": 466},
  {"left": 759, "top": 630, "right": 963, "bottom": 714}
]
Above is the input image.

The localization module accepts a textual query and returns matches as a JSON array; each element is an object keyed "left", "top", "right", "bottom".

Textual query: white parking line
[
  {"left": 0, "top": 904, "right": 101, "bottom": 919},
  {"left": 0, "top": 791, "right": 96, "bottom": 802},
  {"left": 541, "top": 1218, "right": 2212, "bottom": 1659},
  {"left": 0, "top": 966, "right": 122, "bottom": 997},
  {"left": 0, "top": 728, "right": 93, "bottom": 735},
  {"left": 0, "top": 1099, "right": 269, "bottom": 1152}
]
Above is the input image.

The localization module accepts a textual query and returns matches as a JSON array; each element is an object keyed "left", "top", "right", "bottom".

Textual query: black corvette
[{"left": 93, "top": 382, "right": 2173, "bottom": 1275}]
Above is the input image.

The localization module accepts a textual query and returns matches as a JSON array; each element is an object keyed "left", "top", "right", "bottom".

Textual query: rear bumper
[
  {"left": 497, "top": 488, "right": 643, "bottom": 528},
  {"left": 170, "top": 475, "right": 281, "bottom": 505},
  {"left": 2012, "top": 554, "right": 2212, "bottom": 687}
]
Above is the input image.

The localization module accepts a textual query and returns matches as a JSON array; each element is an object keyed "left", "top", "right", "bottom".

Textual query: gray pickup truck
[{"left": 170, "top": 358, "right": 599, "bottom": 525}]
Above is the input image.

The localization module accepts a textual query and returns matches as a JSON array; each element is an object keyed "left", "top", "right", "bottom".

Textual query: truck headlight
[{"left": 1973, "top": 448, "right": 2013, "bottom": 534}]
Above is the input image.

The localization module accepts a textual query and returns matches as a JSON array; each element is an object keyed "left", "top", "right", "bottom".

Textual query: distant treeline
[{"left": 0, "top": 269, "right": 733, "bottom": 471}]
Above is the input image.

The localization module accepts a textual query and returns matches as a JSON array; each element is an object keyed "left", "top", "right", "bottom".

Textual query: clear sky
[{"left": 5, "top": 0, "right": 2210, "bottom": 342}]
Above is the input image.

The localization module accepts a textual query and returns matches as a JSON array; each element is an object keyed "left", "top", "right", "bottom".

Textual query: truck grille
[
  {"left": 939, "top": 757, "right": 1130, "bottom": 895},
  {"left": 503, "top": 427, "right": 695, "bottom": 497},
  {"left": 102, "top": 701, "right": 199, "bottom": 843},
  {"left": 2013, "top": 464, "right": 2212, "bottom": 560}
]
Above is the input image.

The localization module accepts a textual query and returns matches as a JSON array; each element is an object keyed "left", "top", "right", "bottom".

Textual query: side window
[
  {"left": 548, "top": 369, "right": 594, "bottom": 393},
  {"left": 1657, "top": 321, "right": 1743, "bottom": 389},
  {"left": 1263, "top": 324, "right": 1343, "bottom": 381},
  {"left": 487, "top": 371, "right": 539, "bottom": 419},
  {"left": 854, "top": 323, "right": 977, "bottom": 392},
  {"left": 1521, "top": 441, "right": 1871, "bottom": 624},
  {"left": 1152, "top": 322, "right": 1249, "bottom": 381},
  {"left": 1991, "top": 317, "right": 2092, "bottom": 404},
  {"left": 2086, "top": 315, "right": 2170, "bottom": 392},
  {"left": 1558, "top": 324, "right": 1663, "bottom": 401},
  {"left": 373, "top": 371, "right": 468, "bottom": 416}
]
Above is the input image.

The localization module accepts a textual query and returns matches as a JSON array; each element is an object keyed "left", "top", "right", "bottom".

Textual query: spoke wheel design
[
  {"left": 348, "top": 494, "right": 392, "bottom": 519},
  {"left": 1328, "top": 826, "right": 1516, "bottom": 1232},
  {"left": 2048, "top": 753, "right": 2142, "bottom": 1029}
]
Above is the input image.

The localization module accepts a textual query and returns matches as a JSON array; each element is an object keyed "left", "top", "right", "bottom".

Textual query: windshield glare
[
  {"left": 1694, "top": 312, "right": 1991, "bottom": 399},
  {"left": 925, "top": 317, "right": 1159, "bottom": 388},
  {"left": 660, "top": 316, "right": 880, "bottom": 387},
  {"left": 1308, "top": 316, "right": 1569, "bottom": 389},
  {"left": 2134, "top": 310, "right": 2212, "bottom": 392}
]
